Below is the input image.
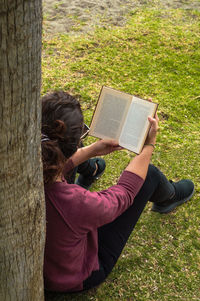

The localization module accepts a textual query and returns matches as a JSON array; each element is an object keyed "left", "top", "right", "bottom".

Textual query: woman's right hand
[
  {"left": 125, "top": 112, "right": 159, "bottom": 180},
  {"left": 145, "top": 113, "right": 159, "bottom": 146}
]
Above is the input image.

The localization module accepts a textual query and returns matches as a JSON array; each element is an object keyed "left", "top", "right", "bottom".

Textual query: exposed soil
[{"left": 43, "top": 0, "right": 200, "bottom": 36}]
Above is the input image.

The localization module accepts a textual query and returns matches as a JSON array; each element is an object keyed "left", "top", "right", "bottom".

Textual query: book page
[
  {"left": 119, "top": 97, "right": 157, "bottom": 153},
  {"left": 89, "top": 87, "right": 132, "bottom": 140}
]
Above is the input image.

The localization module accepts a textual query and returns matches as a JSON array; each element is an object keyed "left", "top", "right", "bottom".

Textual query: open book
[{"left": 89, "top": 86, "right": 158, "bottom": 154}]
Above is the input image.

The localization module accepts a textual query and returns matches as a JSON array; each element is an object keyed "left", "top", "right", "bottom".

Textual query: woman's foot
[
  {"left": 76, "top": 158, "right": 106, "bottom": 190},
  {"left": 151, "top": 179, "right": 195, "bottom": 214}
]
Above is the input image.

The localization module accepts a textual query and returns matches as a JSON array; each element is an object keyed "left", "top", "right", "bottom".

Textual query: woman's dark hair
[{"left": 41, "top": 91, "right": 83, "bottom": 184}]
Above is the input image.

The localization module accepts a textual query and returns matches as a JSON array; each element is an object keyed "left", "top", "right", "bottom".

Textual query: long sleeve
[
  {"left": 44, "top": 170, "right": 144, "bottom": 292},
  {"left": 47, "top": 170, "right": 144, "bottom": 235}
]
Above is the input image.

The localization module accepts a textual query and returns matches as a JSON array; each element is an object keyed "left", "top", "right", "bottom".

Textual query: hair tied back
[{"left": 42, "top": 133, "right": 50, "bottom": 142}]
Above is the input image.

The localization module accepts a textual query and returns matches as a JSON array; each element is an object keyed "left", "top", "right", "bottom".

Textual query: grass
[{"left": 42, "top": 8, "right": 200, "bottom": 301}]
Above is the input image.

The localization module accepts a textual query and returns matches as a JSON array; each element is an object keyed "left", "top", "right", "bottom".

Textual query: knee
[{"left": 146, "top": 164, "right": 161, "bottom": 184}]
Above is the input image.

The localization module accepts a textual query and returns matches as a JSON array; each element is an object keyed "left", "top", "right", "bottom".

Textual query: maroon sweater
[{"left": 44, "top": 160, "right": 144, "bottom": 292}]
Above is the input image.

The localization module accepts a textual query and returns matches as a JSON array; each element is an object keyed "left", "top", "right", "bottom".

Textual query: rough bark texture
[{"left": 0, "top": 1, "right": 45, "bottom": 300}]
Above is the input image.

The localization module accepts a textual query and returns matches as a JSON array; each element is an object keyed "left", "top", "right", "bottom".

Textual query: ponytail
[{"left": 41, "top": 91, "right": 83, "bottom": 184}]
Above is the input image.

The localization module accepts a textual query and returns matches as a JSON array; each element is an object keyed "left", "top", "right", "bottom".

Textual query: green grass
[{"left": 43, "top": 9, "right": 200, "bottom": 301}]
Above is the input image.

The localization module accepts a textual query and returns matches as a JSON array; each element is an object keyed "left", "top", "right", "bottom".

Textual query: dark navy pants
[{"left": 83, "top": 164, "right": 174, "bottom": 290}]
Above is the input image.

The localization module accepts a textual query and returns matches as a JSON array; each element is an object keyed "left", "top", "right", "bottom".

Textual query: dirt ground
[{"left": 42, "top": 0, "right": 200, "bottom": 35}]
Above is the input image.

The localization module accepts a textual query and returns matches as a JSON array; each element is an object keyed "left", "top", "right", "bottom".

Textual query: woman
[{"left": 42, "top": 91, "right": 194, "bottom": 292}]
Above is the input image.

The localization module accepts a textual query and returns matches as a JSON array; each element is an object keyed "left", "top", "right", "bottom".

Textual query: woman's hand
[
  {"left": 71, "top": 139, "right": 122, "bottom": 167},
  {"left": 145, "top": 113, "right": 159, "bottom": 146},
  {"left": 125, "top": 112, "right": 159, "bottom": 180},
  {"left": 90, "top": 139, "right": 123, "bottom": 157}
]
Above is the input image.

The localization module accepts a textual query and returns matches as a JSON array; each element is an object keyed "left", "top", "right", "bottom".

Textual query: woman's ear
[{"left": 54, "top": 120, "right": 66, "bottom": 136}]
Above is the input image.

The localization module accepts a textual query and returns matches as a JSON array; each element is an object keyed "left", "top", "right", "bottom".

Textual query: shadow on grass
[{"left": 45, "top": 287, "right": 98, "bottom": 301}]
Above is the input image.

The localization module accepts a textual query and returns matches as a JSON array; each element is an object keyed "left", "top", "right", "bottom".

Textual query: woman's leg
[
  {"left": 67, "top": 141, "right": 106, "bottom": 188},
  {"left": 66, "top": 157, "right": 105, "bottom": 186},
  {"left": 83, "top": 164, "right": 173, "bottom": 290},
  {"left": 76, "top": 141, "right": 98, "bottom": 179},
  {"left": 77, "top": 159, "right": 97, "bottom": 177}
]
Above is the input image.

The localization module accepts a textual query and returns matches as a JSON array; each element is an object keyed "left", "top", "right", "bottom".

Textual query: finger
[
  {"left": 113, "top": 146, "right": 123, "bottom": 151},
  {"left": 148, "top": 116, "right": 158, "bottom": 130},
  {"left": 148, "top": 115, "right": 159, "bottom": 125},
  {"left": 155, "top": 112, "right": 159, "bottom": 122},
  {"left": 104, "top": 139, "right": 120, "bottom": 146},
  {"left": 148, "top": 116, "right": 155, "bottom": 123}
]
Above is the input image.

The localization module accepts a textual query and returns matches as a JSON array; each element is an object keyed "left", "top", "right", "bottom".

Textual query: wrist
[
  {"left": 141, "top": 143, "right": 155, "bottom": 156},
  {"left": 145, "top": 137, "right": 156, "bottom": 146},
  {"left": 144, "top": 143, "right": 155, "bottom": 149}
]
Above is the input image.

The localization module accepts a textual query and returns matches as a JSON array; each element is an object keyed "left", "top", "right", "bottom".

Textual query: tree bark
[{"left": 0, "top": 1, "right": 45, "bottom": 300}]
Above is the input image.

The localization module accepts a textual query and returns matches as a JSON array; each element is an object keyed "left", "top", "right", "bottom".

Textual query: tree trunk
[{"left": 0, "top": 1, "right": 45, "bottom": 300}]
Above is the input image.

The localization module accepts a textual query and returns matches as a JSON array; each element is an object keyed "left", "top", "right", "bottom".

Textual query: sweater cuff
[
  {"left": 63, "top": 159, "right": 75, "bottom": 174},
  {"left": 117, "top": 170, "right": 144, "bottom": 196}
]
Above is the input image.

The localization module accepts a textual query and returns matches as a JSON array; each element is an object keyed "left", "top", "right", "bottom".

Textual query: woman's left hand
[
  {"left": 71, "top": 139, "right": 122, "bottom": 167},
  {"left": 91, "top": 139, "right": 123, "bottom": 156}
]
